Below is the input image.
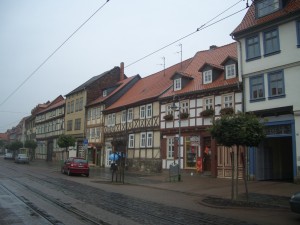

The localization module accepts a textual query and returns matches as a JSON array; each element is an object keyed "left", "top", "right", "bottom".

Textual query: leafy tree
[
  {"left": 209, "top": 112, "right": 265, "bottom": 201},
  {"left": 25, "top": 140, "right": 37, "bottom": 160},
  {"left": 9, "top": 141, "right": 23, "bottom": 156},
  {"left": 57, "top": 134, "right": 75, "bottom": 160}
]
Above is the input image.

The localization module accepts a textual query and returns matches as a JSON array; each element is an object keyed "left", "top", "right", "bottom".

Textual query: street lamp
[{"left": 171, "top": 96, "right": 181, "bottom": 181}]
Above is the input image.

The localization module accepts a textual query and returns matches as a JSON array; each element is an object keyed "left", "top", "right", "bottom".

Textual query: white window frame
[
  {"left": 223, "top": 94, "right": 233, "bottom": 108},
  {"left": 108, "top": 113, "right": 116, "bottom": 127},
  {"left": 147, "top": 132, "right": 153, "bottom": 147},
  {"left": 128, "top": 134, "right": 134, "bottom": 148},
  {"left": 121, "top": 110, "right": 126, "bottom": 123},
  {"left": 103, "top": 89, "right": 107, "bottom": 97},
  {"left": 140, "top": 105, "right": 145, "bottom": 119},
  {"left": 127, "top": 108, "right": 133, "bottom": 122},
  {"left": 166, "top": 104, "right": 173, "bottom": 115},
  {"left": 225, "top": 64, "right": 236, "bottom": 79},
  {"left": 146, "top": 104, "right": 152, "bottom": 118},
  {"left": 140, "top": 132, "right": 146, "bottom": 147},
  {"left": 167, "top": 138, "right": 174, "bottom": 159},
  {"left": 203, "top": 97, "right": 214, "bottom": 110},
  {"left": 180, "top": 101, "right": 189, "bottom": 114},
  {"left": 203, "top": 70, "right": 212, "bottom": 84},
  {"left": 174, "top": 78, "right": 181, "bottom": 91}
]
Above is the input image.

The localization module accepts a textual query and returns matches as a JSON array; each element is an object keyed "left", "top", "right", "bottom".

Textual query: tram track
[{"left": 1, "top": 161, "right": 257, "bottom": 225}]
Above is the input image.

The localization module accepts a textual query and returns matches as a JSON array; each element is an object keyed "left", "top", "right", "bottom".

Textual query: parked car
[
  {"left": 61, "top": 157, "right": 89, "bottom": 177},
  {"left": 15, "top": 154, "right": 29, "bottom": 164},
  {"left": 4, "top": 152, "right": 13, "bottom": 160},
  {"left": 290, "top": 192, "right": 300, "bottom": 214}
]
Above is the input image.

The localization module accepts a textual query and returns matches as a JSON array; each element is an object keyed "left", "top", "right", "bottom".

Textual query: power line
[
  {"left": 0, "top": 0, "right": 110, "bottom": 108},
  {"left": 125, "top": 0, "right": 246, "bottom": 69}
]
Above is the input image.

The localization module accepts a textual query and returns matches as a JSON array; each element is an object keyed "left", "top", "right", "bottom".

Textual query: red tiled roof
[
  {"left": 37, "top": 95, "right": 65, "bottom": 114},
  {"left": 87, "top": 75, "right": 139, "bottom": 106},
  {"left": 0, "top": 133, "right": 8, "bottom": 140},
  {"left": 105, "top": 58, "right": 193, "bottom": 111},
  {"left": 160, "top": 42, "right": 238, "bottom": 98},
  {"left": 232, "top": 0, "right": 300, "bottom": 36}
]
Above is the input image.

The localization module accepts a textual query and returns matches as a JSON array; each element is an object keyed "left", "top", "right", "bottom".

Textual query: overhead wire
[
  {"left": 0, "top": 0, "right": 110, "bottom": 108},
  {"left": 125, "top": 0, "right": 246, "bottom": 68}
]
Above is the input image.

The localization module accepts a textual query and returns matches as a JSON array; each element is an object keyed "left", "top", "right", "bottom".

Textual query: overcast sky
[{"left": 0, "top": 0, "right": 249, "bottom": 133}]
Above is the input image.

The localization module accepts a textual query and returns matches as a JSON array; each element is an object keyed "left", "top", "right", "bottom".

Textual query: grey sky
[{"left": 0, "top": 0, "right": 248, "bottom": 132}]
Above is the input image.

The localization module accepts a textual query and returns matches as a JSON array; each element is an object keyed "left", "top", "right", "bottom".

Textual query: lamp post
[{"left": 171, "top": 96, "right": 181, "bottom": 181}]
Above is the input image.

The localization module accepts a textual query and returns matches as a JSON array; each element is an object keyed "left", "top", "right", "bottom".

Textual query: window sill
[
  {"left": 264, "top": 50, "right": 281, "bottom": 57},
  {"left": 268, "top": 94, "right": 286, "bottom": 100},
  {"left": 246, "top": 56, "right": 261, "bottom": 62},
  {"left": 250, "top": 98, "right": 266, "bottom": 103}
]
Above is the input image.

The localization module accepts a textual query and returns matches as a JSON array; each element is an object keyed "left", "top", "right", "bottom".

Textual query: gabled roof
[
  {"left": 105, "top": 58, "right": 192, "bottom": 111},
  {"left": 231, "top": 0, "right": 300, "bottom": 37},
  {"left": 37, "top": 95, "right": 65, "bottom": 114},
  {"left": 65, "top": 66, "right": 122, "bottom": 96},
  {"left": 160, "top": 42, "right": 238, "bottom": 99},
  {"left": 198, "top": 62, "right": 224, "bottom": 72},
  {"left": 87, "top": 75, "right": 140, "bottom": 107}
]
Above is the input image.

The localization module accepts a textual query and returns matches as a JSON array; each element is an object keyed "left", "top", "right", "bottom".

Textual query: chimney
[
  {"left": 120, "top": 62, "right": 124, "bottom": 81},
  {"left": 209, "top": 45, "right": 217, "bottom": 50}
]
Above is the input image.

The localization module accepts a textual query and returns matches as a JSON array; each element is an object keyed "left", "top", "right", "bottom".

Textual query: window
[
  {"left": 263, "top": 28, "right": 280, "bottom": 56},
  {"left": 223, "top": 94, "right": 233, "bottom": 108},
  {"left": 203, "top": 97, "right": 214, "bottom": 110},
  {"left": 79, "top": 97, "right": 83, "bottom": 111},
  {"left": 225, "top": 64, "right": 236, "bottom": 79},
  {"left": 92, "top": 108, "right": 96, "bottom": 120},
  {"left": 140, "top": 105, "right": 145, "bottom": 119},
  {"left": 96, "top": 127, "right": 100, "bottom": 138},
  {"left": 127, "top": 108, "right": 133, "bottom": 121},
  {"left": 128, "top": 134, "right": 134, "bottom": 148},
  {"left": 75, "top": 99, "right": 79, "bottom": 112},
  {"left": 108, "top": 113, "right": 116, "bottom": 126},
  {"left": 87, "top": 109, "right": 91, "bottom": 121},
  {"left": 297, "top": 20, "right": 300, "bottom": 47},
  {"left": 246, "top": 35, "right": 261, "bottom": 60},
  {"left": 121, "top": 110, "right": 126, "bottom": 123},
  {"left": 67, "top": 102, "right": 70, "bottom": 114},
  {"left": 67, "top": 120, "right": 72, "bottom": 131},
  {"left": 96, "top": 107, "right": 101, "bottom": 119},
  {"left": 203, "top": 70, "right": 212, "bottom": 84},
  {"left": 140, "top": 132, "right": 146, "bottom": 147},
  {"left": 166, "top": 104, "right": 173, "bottom": 115},
  {"left": 75, "top": 118, "right": 81, "bottom": 130},
  {"left": 167, "top": 138, "right": 174, "bottom": 158},
  {"left": 250, "top": 75, "right": 265, "bottom": 101},
  {"left": 146, "top": 104, "right": 152, "bottom": 118},
  {"left": 174, "top": 78, "right": 181, "bottom": 91},
  {"left": 268, "top": 70, "right": 285, "bottom": 98},
  {"left": 181, "top": 101, "right": 189, "bottom": 113},
  {"left": 103, "top": 89, "right": 107, "bottom": 97},
  {"left": 71, "top": 100, "right": 74, "bottom": 113},
  {"left": 147, "top": 132, "right": 153, "bottom": 147},
  {"left": 256, "top": 0, "right": 280, "bottom": 18}
]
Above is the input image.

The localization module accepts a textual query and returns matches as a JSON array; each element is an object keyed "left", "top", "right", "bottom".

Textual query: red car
[{"left": 61, "top": 157, "right": 89, "bottom": 177}]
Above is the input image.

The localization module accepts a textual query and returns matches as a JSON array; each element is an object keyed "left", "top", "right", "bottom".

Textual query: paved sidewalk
[{"left": 32, "top": 160, "right": 300, "bottom": 208}]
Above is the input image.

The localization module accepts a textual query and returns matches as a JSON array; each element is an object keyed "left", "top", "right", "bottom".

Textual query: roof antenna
[
  {"left": 176, "top": 43, "right": 183, "bottom": 69},
  {"left": 246, "top": 0, "right": 249, "bottom": 8},
  {"left": 158, "top": 57, "right": 166, "bottom": 76}
]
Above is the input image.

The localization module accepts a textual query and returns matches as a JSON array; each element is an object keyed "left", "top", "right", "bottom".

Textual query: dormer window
[
  {"left": 225, "top": 64, "right": 236, "bottom": 79},
  {"left": 103, "top": 89, "right": 107, "bottom": 97},
  {"left": 203, "top": 70, "right": 212, "bottom": 84},
  {"left": 256, "top": 0, "right": 280, "bottom": 18},
  {"left": 174, "top": 78, "right": 181, "bottom": 91}
]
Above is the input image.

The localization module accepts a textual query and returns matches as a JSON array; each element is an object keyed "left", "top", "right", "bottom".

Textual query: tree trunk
[
  {"left": 230, "top": 151, "right": 234, "bottom": 201},
  {"left": 242, "top": 150, "right": 249, "bottom": 201},
  {"left": 235, "top": 145, "right": 239, "bottom": 200}
]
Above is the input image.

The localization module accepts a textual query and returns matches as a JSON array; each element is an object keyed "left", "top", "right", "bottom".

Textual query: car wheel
[
  {"left": 67, "top": 169, "right": 71, "bottom": 176},
  {"left": 86, "top": 173, "right": 89, "bottom": 177}
]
